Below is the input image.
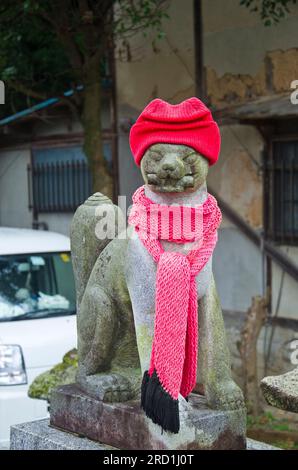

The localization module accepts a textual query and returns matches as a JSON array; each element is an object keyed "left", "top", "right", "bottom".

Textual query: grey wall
[
  {"left": 213, "top": 226, "right": 263, "bottom": 312},
  {"left": 0, "top": 148, "right": 32, "bottom": 229},
  {"left": 117, "top": 104, "right": 143, "bottom": 203},
  {"left": 38, "top": 213, "right": 73, "bottom": 237},
  {"left": 0, "top": 147, "right": 73, "bottom": 237}
]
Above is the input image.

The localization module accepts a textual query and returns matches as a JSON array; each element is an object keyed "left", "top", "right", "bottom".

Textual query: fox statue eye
[
  {"left": 149, "top": 152, "right": 162, "bottom": 161},
  {"left": 183, "top": 153, "right": 197, "bottom": 164}
]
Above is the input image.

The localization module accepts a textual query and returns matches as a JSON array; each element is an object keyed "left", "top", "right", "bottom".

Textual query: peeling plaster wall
[
  {"left": 206, "top": 48, "right": 298, "bottom": 107},
  {"left": 202, "top": 1, "right": 298, "bottom": 319},
  {"left": 203, "top": 0, "right": 298, "bottom": 106},
  {"left": 210, "top": 125, "right": 265, "bottom": 312},
  {"left": 208, "top": 124, "right": 264, "bottom": 229}
]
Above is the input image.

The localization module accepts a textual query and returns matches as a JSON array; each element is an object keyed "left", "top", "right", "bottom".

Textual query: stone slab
[
  {"left": 261, "top": 368, "right": 298, "bottom": 413},
  {"left": 49, "top": 384, "right": 246, "bottom": 450},
  {"left": 10, "top": 419, "right": 114, "bottom": 450},
  {"left": 10, "top": 419, "right": 280, "bottom": 450}
]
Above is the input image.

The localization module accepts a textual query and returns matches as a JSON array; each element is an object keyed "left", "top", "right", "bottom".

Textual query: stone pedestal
[
  {"left": 10, "top": 419, "right": 281, "bottom": 450},
  {"left": 49, "top": 384, "right": 246, "bottom": 450},
  {"left": 10, "top": 419, "right": 114, "bottom": 450}
]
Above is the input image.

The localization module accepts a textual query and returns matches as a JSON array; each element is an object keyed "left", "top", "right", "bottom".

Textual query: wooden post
[{"left": 238, "top": 296, "right": 268, "bottom": 416}]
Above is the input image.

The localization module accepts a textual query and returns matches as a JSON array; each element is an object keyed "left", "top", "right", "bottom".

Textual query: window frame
[
  {"left": 266, "top": 135, "right": 298, "bottom": 246},
  {"left": 28, "top": 138, "right": 113, "bottom": 214}
]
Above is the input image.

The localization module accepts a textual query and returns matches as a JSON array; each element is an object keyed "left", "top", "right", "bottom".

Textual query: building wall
[
  {"left": 213, "top": 225, "right": 263, "bottom": 312},
  {"left": 0, "top": 118, "right": 82, "bottom": 236},
  {"left": 208, "top": 124, "right": 264, "bottom": 230},
  {"left": 0, "top": 147, "right": 32, "bottom": 229},
  {"left": 271, "top": 247, "right": 298, "bottom": 321},
  {"left": 116, "top": 0, "right": 195, "bottom": 112},
  {"left": 38, "top": 213, "right": 73, "bottom": 237},
  {"left": 202, "top": 1, "right": 298, "bottom": 321},
  {"left": 0, "top": 144, "right": 74, "bottom": 237},
  {"left": 203, "top": 0, "right": 298, "bottom": 106}
]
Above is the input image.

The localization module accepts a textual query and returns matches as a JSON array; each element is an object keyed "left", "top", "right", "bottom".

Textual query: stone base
[
  {"left": 10, "top": 419, "right": 280, "bottom": 450},
  {"left": 10, "top": 419, "right": 114, "bottom": 450},
  {"left": 49, "top": 384, "right": 246, "bottom": 450}
]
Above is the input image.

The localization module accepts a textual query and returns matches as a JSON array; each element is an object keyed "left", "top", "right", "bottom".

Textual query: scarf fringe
[{"left": 141, "top": 370, "right": 180, "bottom": 434}]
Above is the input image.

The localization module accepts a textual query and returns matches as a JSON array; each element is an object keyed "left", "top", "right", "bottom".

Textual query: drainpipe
[
  {"left": 28, "top": 148, "right": 48, "bottom": 231},
  {"left": 193, "top": 0, "right": 206, "bottom": 101}
]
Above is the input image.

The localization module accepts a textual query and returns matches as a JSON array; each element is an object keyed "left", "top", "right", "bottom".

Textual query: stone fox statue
[{"left": 71, "top": 98, "right": 245, "bottom": 434}]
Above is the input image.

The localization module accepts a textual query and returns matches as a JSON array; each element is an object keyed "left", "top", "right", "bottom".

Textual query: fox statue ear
[{"left": 129, "top": 97, "right": 220, "bottom": 167}]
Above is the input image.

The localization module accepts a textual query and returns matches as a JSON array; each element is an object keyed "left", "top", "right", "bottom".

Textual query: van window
[{"left": 0, "top": 252, "right": 76, "bottom": 321}]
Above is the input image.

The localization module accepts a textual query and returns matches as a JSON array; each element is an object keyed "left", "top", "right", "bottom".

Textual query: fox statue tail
[{"left": 70, "top": 192, "right": 124, "bottom": 312}]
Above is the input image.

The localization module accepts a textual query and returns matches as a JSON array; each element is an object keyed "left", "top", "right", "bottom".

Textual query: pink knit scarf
[{"left": 128, "top": 186, "right": 222, "bottom": 433}]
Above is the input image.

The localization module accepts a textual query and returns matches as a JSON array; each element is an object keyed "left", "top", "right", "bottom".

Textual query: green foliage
[
  {"left": 28, "top": 349, "right": 78, "bottom": 401},
  {"left": 240, "top": 0, "right": 297, "bottom": 25},
  {"left": 247, "top": 410, "right": 291, "bottom": 430},
  {"left": 0, "top": 1, "right": 169, "bottom": 118},
  {"left": 0, "top": 2, "right": 73, "bottom": 117},
  {"left": 274, "top": 439, "right": 298, "bottom": 449},
  {"left": 247, "top": 410, "right": 298, "bottom": 449},
  {"left": 115, "top": 0, "right": 169, "bottom": 37}
]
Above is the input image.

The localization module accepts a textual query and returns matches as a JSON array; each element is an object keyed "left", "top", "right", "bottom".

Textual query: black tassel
[
  {"left": 141, "top": 370, "right": 150, "bottom": 409},
  {"left": 140, "top": 369, "right": 180, "bottom": 434}
]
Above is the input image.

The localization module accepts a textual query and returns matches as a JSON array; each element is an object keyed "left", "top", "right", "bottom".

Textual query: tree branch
[
  {"left": 34, "top": 5, "right": 84, "bottom": 73},
  {"left": 7, "top": 79, "right": 81, "bottom": 118},
  {"left": 6, "top": 81, "right": 47, "bottom": 101}
]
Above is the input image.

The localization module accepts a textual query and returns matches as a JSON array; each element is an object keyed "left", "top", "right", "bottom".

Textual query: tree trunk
[
  {"left": 81, "top": 53, "right": 113, "bottom": 199},
  {"left": 237, "top": 296, "right": 267, "bottom": 416}
]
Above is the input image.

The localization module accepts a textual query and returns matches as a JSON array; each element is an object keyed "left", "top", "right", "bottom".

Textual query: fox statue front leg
[{"left": 197, "top": 275, "right": 245, "bottom": 410}]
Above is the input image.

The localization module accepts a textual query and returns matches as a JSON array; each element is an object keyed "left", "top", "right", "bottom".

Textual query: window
[
  {"left": 266, "top": 139, "right": 298, "bottom": 244},
  {"left": 29, "top": 143, "right": 112, "bottom": 212},
  {"left": 0, "top": 252, "right": 76, "bottom": 322}
]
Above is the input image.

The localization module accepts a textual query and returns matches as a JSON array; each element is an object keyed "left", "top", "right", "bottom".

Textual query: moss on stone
[{"left": 28, "top": 349, "right": 78, "bottom": 402}]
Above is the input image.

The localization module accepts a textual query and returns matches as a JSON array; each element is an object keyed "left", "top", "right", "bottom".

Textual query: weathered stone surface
[
  {"left": 261, "top": 367, "right": 298, "bottom": 413},
  {"left": 10, "top": 419, "right": 280, "bottom": 451},
  {"left": 246, "top": 438, "right": 281, "bottom": 451},
  {"left": 10, "top": 419, "right": 114, "bottom": 450},
  {"left": 49, "top": 384, "right": 246, "bottom": 450}
]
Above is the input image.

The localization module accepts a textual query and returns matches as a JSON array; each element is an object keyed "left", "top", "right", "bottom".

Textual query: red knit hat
[{"left": 129, "top": 97, "right": 221, "bottom": 166}]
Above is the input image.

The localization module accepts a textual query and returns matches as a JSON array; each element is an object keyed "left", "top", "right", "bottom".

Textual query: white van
[{"left": 0, "top": 228, "right": 77, "bottom": 448}]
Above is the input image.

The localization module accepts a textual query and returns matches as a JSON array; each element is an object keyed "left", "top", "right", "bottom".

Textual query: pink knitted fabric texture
[
  {"left": 129, "top": 186, "right": 222, "bottom": 400},
  {"left": 129, "top": 97, "right": 221, "bottom": 166}
]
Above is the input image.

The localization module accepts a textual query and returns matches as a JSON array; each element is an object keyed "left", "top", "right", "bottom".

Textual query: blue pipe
[{"left": 0, "top": 86, "right": 83, "bottom": 127}]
